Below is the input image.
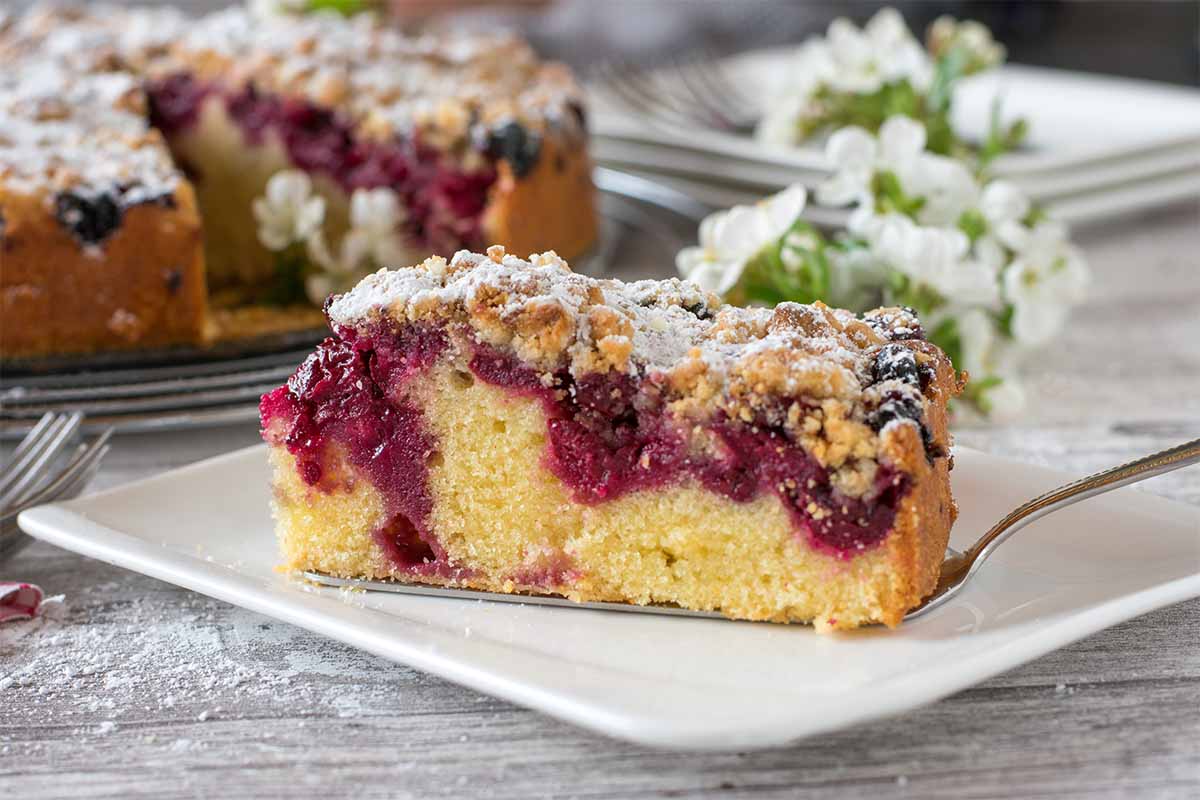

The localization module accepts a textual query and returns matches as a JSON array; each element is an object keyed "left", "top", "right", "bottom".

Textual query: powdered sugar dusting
[
  {"left": 0, "top": 57, "right": 179, "bottom": 199},
  {"left": 326, "top": 248, "right": 933, "bottom": 419}
]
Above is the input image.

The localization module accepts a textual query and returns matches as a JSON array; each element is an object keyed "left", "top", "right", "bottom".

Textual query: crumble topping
[
  {"left": 1, "top": 4, "right": 584, "bottom": 177},
  {"left": 157, "top": 8, "right": 584, "bottom": 146},
  {"left": 328, "top": 247, "right": 956, "bottom": 492},
  {"left": 0, "top": 6, "right": 183, "bottom": 202},
  {"left": 0, "top": 57, "right": 179, "bottom": 200}
]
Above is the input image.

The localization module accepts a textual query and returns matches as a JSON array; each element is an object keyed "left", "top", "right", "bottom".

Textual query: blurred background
[
  {"left": 418, "top": 1, "right": 1200, "bottom": 87},
  {"left": 16, "top": 0, "right": 1197, "bottom": 86}
]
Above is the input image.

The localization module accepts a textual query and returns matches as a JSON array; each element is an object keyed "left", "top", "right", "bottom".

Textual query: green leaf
[
  {"left": 872, "top": 170, "right": 926, "bottom": 217},
  {"left": 964, "top": 375, "right": 1004, "bottom": 414},
  {"left": 262, "top": 245, "right": 310, "bottom": 306},
  {"left": 957, "top": 208, "right": 988, "bottom": 242},
  {"left": 928, "top": 47, "right": 970, "bottom": 114},
  {"left": 1022, "top": 204, "right": 1047, "bottom": 227},
  {"left": 979, "top": 96, "right": 1030, "bottom": 169},
  {"left": 928, "top": 316, "right": 964, "bottom": 371},
  {"left": 306, "top": 0, "right": 372, "bottom": 14},
  {"left": 995, "top": 304, "right": 1016, "bottom": 338},
  {"left": 733, "top": 221, "right": 830, "bottom": 306}
]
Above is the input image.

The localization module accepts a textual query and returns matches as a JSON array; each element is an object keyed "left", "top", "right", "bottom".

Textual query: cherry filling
[
  {"left": 259, "top": 325, "right": 455, "bottom": 575},
  {"left": 261, "top": 326, "right": 913, "bottom": 572},
  {"left": 469, "top": 343, "right": 909, "bottom": 557},
  {"left": 145, "top": 74, "right": 498, "bottom": 254}
]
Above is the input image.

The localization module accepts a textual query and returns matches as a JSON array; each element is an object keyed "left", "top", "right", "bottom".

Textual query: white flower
[
  {"left": 341, "top": 187, "right": 414, "bottom": 270},
  {"left": 304, "top": 272, "right": 337, "bottom": 307},
  {"left": 867, "top": 213, "right": 999, "bottom": 308},
  {"left": 819, "top": 116, "right": 979, "bottom": 230},
  {"left": 826, "top": 246, "right": 888, "bottom": 310},
  {"left": 676, "top": 185, "right": 807, "bottom": 295},
  {"left": 253, "top": 170, "right": 325, "bottom": 252},
  {"left": 956, "top": 307, "right": 997, "bottom": 378},
  {"left": 823, "top": 9, "right": 933, "bottom": 95},
  {"left": 978, "top": 179, "right": 1031, "bottom": 250},
  {"left": 952, "top": 307, "right": 1027, "bottom": 418},
  {"left": 249, "top": 0, "right": 309, "bottom": 19},
  {"left": 905, "top": 153, "right": 979, "bottom": 227},
  {"left": 1002, "top": 221, "right": 1089, "bottom": 346},
  {"left": 755, "top": 9, "right": 933, "bottom": 145},
  {"left": 927, "top": 16, "right": 1006, "bottom": 73},
  {"left": 308, "top": 187, "right": 418, "bottom": 279},
  {"left": 818, "top": 116, "right": 926, "bottom": 208}
]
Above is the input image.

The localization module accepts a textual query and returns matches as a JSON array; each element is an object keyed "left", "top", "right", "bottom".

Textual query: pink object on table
[{"left": 0, "top": 582, "right": 44, "bottom": 622}]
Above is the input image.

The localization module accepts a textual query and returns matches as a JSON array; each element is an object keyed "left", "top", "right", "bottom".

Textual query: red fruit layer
[
  {"left": 468, "top": 343, "right": 907, "bottom": 558},
  {"left": 262, "top": 325, "right": 910, "bottom": 574},
  {"left": 146, "top": 74, "right": 497, "bottom": 254},
  {"left": 260, "top": 325, "right": 457, "bottom": 576}
]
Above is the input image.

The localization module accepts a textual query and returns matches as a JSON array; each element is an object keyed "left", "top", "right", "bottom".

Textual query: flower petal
[
  {"left": 878, "top": 116, "right": 927, "bottom": 166},
  {"left": 760, "top": 184, "right": 807, "bottom": 238},
  {"left": 979, "top": 180, "right": 1030, "bottom": 225}
]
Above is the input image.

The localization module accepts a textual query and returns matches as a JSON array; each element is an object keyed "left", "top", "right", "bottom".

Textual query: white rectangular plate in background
[
  {"left": 19, "top": 445, "right": 1200, "bottom": 751},
  {"left": 591, "top": 50, "right": 1200, "bottom": 222}
]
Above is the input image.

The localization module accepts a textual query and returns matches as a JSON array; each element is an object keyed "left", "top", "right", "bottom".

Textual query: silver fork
[
  {"left": 595, "top": 54, "right": 761, "bottom": 136},
  {"left": 0, "top": 412, "right": 113, "bottom": 561},
  {"left": 305, "top": 438, "right": 1200, "bottom": 624}
]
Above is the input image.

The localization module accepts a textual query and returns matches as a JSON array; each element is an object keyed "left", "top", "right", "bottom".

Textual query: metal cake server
[
  {"left": 305, "top": 438, "right": 1200, "bottom": 624},
  {"left": 905, "top": 437, "right": 1200, "bottom": 619}
]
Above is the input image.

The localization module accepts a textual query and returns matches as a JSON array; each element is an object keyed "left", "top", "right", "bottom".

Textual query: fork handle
[{"left": 963, "top": 438, "right": 1200, "bottom": 579}]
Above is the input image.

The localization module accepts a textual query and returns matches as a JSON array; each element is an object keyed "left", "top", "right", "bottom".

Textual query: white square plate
[
  {"left": 19, "top": 444, "right": 1200, "bottom": 751},
  {"left": 591, "top": 50, "right": 1200, "bottom": 208}
]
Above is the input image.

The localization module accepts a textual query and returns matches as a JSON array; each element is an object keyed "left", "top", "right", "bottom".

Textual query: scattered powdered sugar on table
[{"left": 0, "top": 570, "right": 435, "bottom": 759}]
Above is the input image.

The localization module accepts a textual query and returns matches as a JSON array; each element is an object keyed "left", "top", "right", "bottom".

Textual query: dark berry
[
  {"left": 917, "top": 360, "right": 936, "bottom": 391},
  {"left": 869, "top": 398, "right": 922, "bottom": 432},
  {"left": 163, "top": 268, "right": 183, "bottom": 295},
  {"left": 54, "top": 190, "right": 123, "bottom": 245},
  {"left": 486, "top": 121, "right": 542, "bottom": 178},
  {"left": 225, "top": 84, "right": 279, "bottom": 143},
  {"left": 567, "top": 100, "right": 587, "bottom": 129},
  {"left": 872, "top": 344, "right": 919, "bottom": 386},
  {"left": 683, "top": 301, "right": 712, "bottom": 320},
  {"left": 869, "top": 388, "right": 941, "bottom": 461},
  {"left": 146, "top": 73, "right": 209, "bottom": 134}
]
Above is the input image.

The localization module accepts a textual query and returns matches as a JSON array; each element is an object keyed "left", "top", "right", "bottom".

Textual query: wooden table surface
[{"left": 2, "top": 201, "right": 1199, "bottom": 798}]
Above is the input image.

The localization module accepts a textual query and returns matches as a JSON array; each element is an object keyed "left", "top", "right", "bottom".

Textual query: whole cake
[
  {"left": 0, "top": 4, "right": 596, "bottom": 359},
  {"left": 261, "top": 247, "right": 961, "bottom": 631}
]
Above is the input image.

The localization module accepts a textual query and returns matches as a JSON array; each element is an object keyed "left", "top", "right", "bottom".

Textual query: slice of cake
[{"left": 261, "top": 247, "right": 961, "bottom": 631}]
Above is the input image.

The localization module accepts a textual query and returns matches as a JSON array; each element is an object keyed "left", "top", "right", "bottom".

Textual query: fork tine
[
  {"left": 0, "top": 412, "right": 70, "bottom": 498},
  {"left": 4, "top": 412, "right": 56, "bottom": 468},
  {"left": 55, "top": 443, "right": 110, "bottom": 502},
  {"left": 598, "top": 60, "right": 709, "bottom": 131},
  {"left": 668, "top": 60, "right": 745, "bottom": 132},
  {"left": 0, "top": 412, "right": 83, "bottom": 510},
  {"left": 599, "top": 55, "right": 759, "bottom": 135},
  {"left": 0, "top": 429, "right": 112, "bottom": 527},
  {"left": 673, "top": 55, "right": 759, "bottom": 128}
]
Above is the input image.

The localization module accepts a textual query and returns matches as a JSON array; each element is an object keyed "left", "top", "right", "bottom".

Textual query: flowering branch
[
  {"left": 679, "top": 116, "right": 1089, "bottom": 419},
  {"left": 253, "top": 169, "right": 419, "bottom": 307},
  {"left": 758, "top": 8, "right": 1024, "bottom": 163}
]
